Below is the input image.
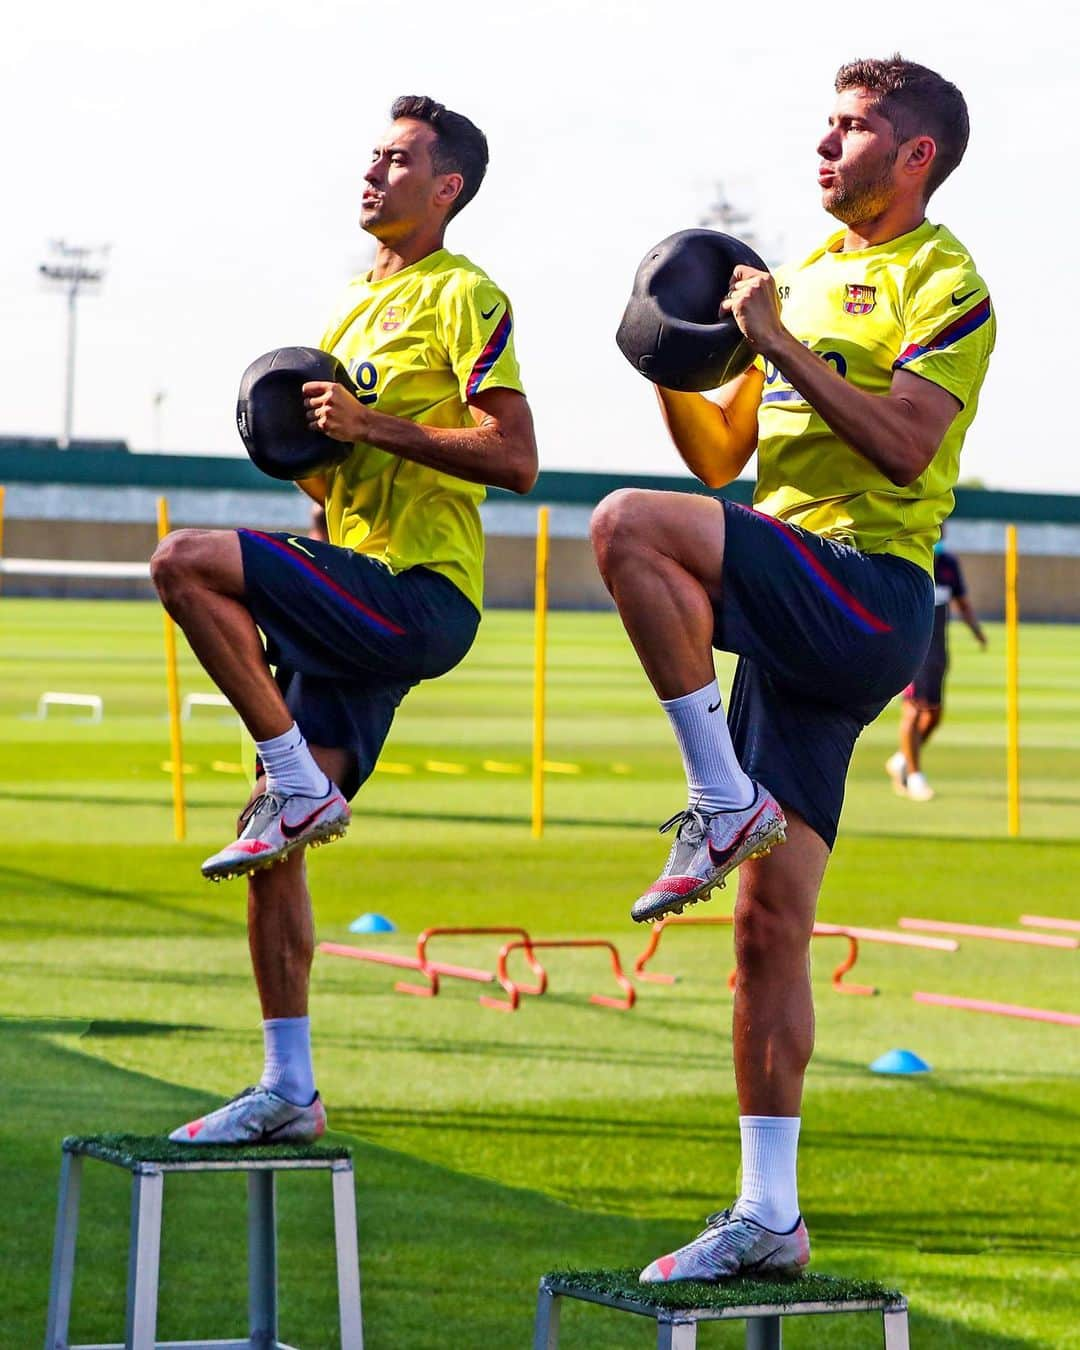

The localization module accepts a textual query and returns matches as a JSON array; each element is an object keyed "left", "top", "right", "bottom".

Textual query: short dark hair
[
  {"left": 834, "top": 55, "right": 969, "bottom": 197},
  {"left": 390, "top": 94, "right": 489, "bottom": 221}
]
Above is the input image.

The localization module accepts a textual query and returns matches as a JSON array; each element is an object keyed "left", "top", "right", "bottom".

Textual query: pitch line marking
[{"left": 426, "top": 760, "right": 468, "bottom": 774}]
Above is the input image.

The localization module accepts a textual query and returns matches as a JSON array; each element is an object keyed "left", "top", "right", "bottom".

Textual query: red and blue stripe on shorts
[
  {"left": 239, "top": 530, "right": 405, "bottom": 636},
  {"left": 749, "top": 510, "right": 892, "bottom": 636}
]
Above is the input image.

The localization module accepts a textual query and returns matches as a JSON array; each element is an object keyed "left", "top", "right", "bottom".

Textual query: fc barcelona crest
[
  {"left": 380, "top": 305, "right": 406, "bottom": 333},
  {"left": 843, "top": 284, "right": 876, "bottom": 316}
]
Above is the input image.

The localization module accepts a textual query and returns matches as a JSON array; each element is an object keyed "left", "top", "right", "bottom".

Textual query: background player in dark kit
[{"left": 887, "top": 527, "right": 987, "bottom": 800}]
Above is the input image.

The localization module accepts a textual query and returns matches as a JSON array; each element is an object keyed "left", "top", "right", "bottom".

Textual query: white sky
[{"left": 3, "top": 0, "right": 1076, "bottom": 490}]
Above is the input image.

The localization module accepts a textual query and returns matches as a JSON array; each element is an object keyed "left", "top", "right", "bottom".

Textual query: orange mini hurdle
[
  {"left": 633, "top": 915, "right": 877, "bottom": 996},
  {"left": 318, "top": 925, "right": 547, "bottom": 998},
  {"left": 480, "top": 939, "right": 636, "bottom": 1013}
]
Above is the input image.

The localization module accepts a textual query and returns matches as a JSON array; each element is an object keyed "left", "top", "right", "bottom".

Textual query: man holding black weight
[
  {"left": 592, "top": 56, "right": 994, "bottom": 1279},
  {"left": 151, "top": 95, "right": 537, "bottom": 1145}
]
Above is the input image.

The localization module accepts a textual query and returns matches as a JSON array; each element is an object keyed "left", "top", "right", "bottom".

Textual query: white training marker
[
  {"left": 36, "top": 691, "right": 104, "bottom": 724},
  {"left": 181, "top": 692, "right": 234, "bottom": 721}
]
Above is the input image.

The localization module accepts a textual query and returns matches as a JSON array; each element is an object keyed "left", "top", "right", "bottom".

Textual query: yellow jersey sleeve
[
  {"left": 893, "top": 264, "right": 995, "bottom": 409},
  {"left": 437, "top": 273, "right": 525, "bottom": 403}
]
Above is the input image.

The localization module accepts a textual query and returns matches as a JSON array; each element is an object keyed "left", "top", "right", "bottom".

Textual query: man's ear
[
  {"left": 435, "top": 172, "right": 464, "bottom": 212},
  {"left": 904, "top": 134, "right": 937, "bottom": 183}
]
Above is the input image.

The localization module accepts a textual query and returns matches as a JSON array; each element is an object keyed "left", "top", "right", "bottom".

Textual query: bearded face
[
  {"left": 822, "top": 146, "right": 899, "bottom": 225},
  {"left": 817, "top": 89, "right": 905, "bottom": 229}
]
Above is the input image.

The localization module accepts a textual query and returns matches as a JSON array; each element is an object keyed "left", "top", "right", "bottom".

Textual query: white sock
[
  {"left": 259, "top": 1016, "right": 316, "bottom": 1106},
  {"left": 661, "top": 680, "right": 754, "bottom": 811},
  {"left": 255, "top": 723, "right": 329, "bottom": 797},
  {"left": 736, "top": 1115, "right": 801, "bottom": 1232}
]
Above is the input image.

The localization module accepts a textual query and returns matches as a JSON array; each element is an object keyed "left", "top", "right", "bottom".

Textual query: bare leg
[
  {"left": 732, "top": 812, "right": 829, "bottom": 1116},
  {"left": 591, "top": 489, "right": 727, "bottom": 698},
  {"left": 151, "top": 528, "right": 293, "bottom": 742},
  {"left": 898, "top": 699, "right": 923, "bottom": 774},
  {"left": 246, "top": 747, "right": 353, "bottom": 1019},
  {"left": 917, "top": 705, "right": 942, "bottom": 750}
]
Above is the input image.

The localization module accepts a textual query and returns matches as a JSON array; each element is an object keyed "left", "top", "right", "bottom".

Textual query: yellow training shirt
[
  {"left": 754, "top": 220, "right": 995, "bottom": 574},
  {"left": 319, "top": 247, "right": 525, "bottom": 610}
]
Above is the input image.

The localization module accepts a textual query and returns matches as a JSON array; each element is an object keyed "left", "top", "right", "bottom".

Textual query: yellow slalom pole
[
  {"left": 1005, "top": 523, "right": 1020, "bottom": 838},
  {"left": 531, "top": 506, "right": 550, "bottom": 839},
  {"left": 157, "top": 496, "right": 187, "bottom": 841}
]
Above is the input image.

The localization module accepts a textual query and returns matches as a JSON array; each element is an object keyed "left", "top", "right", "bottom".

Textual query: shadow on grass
[
  {"left": 0, "top": 787, "right": 230, "bottom": 809},
  {"left": 0, "top": 863, "right": 241, "bottom": 932},
  {"left": 839, "top": 826, "right": 1080, "bottom": 849},
  {"left": 0, "top": 788, "right": 657, "bottom": 831},
  {"left": 0, "top": 1016, "right": 212, "bottom": 1038},
  {"left": 333, "top": 1102, "right": 1080, "bottom": 1175},
  {"left": 0, "top": 958, "right": 255, "bottom": 989},
  {"left": 130, "top": 1022, "right": 726, "bottom": 1072},
  {"left": 0, "top": 1022, "right": 1058, "bottom": 1349},
  {"left": 0, "top": 1021, "right": 1063, "bottom": 1348}
]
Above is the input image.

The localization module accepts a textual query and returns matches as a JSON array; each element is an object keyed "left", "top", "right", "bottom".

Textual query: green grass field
[{"left": 1, "top": 598, "right": 1078, "bottom": 1348}]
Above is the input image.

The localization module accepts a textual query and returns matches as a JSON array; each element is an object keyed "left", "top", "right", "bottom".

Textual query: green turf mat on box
[
  {"left": 544, "top": 1268, "right": 902, "bottom": 1310},
  {"left": 63, "top": 1132, "right": 351, "bottom": 1167}
]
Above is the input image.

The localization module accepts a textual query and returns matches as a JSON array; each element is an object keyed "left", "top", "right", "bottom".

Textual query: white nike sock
[
  {"left": 736, "top": 1115, "right": 801, "bottom": 1232},
  {"left": 259, "top": 1016, "right": 316, "bottom": 1106},
  {"left": 255, "top": 723, "right": 329, "bottom": 798},
  {"left": 661, "top": 680, "right": 754, "bottom": 811}
]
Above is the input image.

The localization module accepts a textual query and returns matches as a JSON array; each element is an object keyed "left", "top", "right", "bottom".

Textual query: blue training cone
[
  {"left": 870, "top": 1048, "right": 931, "bottom": 1075},
  {"left": 348, "top": 913, "right": 396, "bottom": 935}
]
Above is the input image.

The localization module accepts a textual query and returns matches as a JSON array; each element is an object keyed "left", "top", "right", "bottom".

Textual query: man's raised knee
[
  {"left": 150, "top": 528, "right": 203, "bottom": 595},
  {"left": 590, "top": 488, "right": 652, "bottom": 566},
  {"left": 150, "top": 528, "right": 241, "bottom": 605}
]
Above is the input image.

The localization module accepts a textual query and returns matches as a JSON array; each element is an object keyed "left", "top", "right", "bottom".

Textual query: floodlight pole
[
  {"left": 700, "top": 182, "right": 781, "bottom": 268},
  {"left": 38, "top": 240, "right": 108, "bottom": 448}
]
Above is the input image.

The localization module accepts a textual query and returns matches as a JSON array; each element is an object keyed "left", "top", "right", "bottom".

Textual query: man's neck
[
  {"left": 837, "top": 199, "right": 927, "bottom": 253},
  {"left": 370, "top": 226, "right": 447, "bottom": 281}
]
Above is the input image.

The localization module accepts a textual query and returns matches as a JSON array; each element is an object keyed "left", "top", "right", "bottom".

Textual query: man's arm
[
  {"left": 294, "top": 474, "right": 327, "bottom": 505},
  {"left": 654, "top": 368, "right": 763, "bottom": 488},
  {"left": 301, "top": 382, "right": 538, "bottom": 495},
  {"left": 952, "top": 594, "right": 987, "bottom": 647},
  {"left": 723, "top": 266, "right": 961, "bottom": 487}
]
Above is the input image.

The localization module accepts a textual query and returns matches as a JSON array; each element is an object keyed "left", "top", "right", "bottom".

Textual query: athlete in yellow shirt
[
  {"left": 152, "top": 95, "right": 537, "bottom": 1145},
  {"left": 591, "top": 57, "right": 993, "bottom": 1279}
]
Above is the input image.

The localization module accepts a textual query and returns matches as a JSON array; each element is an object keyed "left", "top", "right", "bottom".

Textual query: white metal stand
[{"left": 45, "top": 1136, "right": 363, "bottom": 1350}]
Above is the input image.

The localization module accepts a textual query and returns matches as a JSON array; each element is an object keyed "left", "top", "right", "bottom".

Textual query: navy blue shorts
[
  {"left": 238, "top": 529, "right": 480, "bottom": 799},
  {"left": 715, "top": 501, "right": 933, "bottom": 848}
]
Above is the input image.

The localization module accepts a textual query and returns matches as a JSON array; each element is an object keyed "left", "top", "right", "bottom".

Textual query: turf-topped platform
[
  {"left": 63, "top": 1131, "right": 352, "bottom": 1170},
  {"left": 47, "top": 1134, "right": 363, "bottom": 1349},
  {"left": 534, "top": 1268, "right": 909, "bottom": 1349}
]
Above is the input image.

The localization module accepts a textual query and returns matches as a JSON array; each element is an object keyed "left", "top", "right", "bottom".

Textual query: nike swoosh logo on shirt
[
  {"left": 480, "top": 304, "right": 500, "bottom": 320},
  {"left": 951, "top": 288, "right": 979, "bottom": 306},
  {"left": 286, "top": 537, "right": 316, "bottom": 558}
]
